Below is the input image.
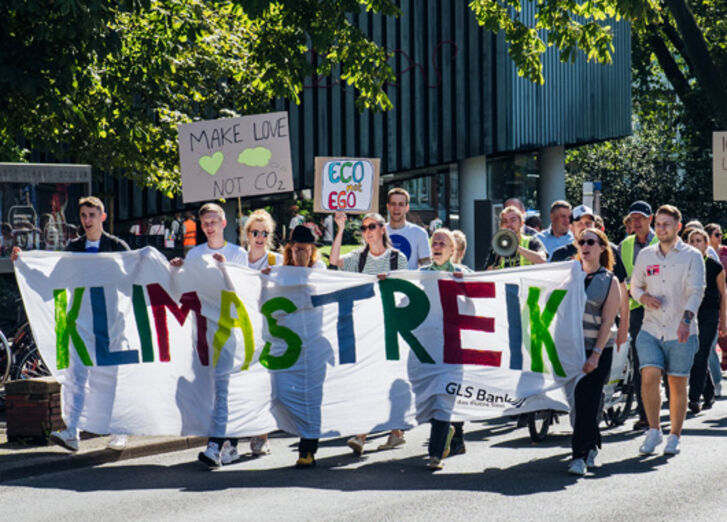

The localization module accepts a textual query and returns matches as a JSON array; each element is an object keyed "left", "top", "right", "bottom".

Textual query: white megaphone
[{"left": 491, "top": 228, "right": 519, "bottom": 258}]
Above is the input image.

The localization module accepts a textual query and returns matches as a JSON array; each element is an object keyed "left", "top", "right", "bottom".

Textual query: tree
[
  {"left": 0, "top": 0, "right": 399, "bottom": 192},
  {"left": 469, "top": 0, "right": 727, "bottom": 136}
]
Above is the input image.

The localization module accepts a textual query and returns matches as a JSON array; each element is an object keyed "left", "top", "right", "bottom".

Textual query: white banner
[{"left": 14, "top": 249, "right": 585, "bottom": 438}]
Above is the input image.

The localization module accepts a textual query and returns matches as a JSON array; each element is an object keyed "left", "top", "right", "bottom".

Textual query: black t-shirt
[
  {"left": 486, "top": 235, "right": 545, "bottom": 269},
  {"left": 550, "top": 241, "right": 627, "bottom": 283},
  {"left": 701, "top": 256, "right": 723, "bottom": 311}
]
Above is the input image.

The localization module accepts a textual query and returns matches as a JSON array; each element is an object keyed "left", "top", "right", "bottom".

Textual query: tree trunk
[{"left": 664, "top": 0, "right": 727, "bottom": 130}]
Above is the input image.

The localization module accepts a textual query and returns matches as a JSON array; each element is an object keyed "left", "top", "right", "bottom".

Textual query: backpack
[{"left": 357, "top": 246, "right": 401, "bottom": 273}]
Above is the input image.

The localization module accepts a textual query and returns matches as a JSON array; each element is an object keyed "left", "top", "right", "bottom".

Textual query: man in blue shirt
[{"left": 536, "top": 200, "right": 574, "bottom": 260}]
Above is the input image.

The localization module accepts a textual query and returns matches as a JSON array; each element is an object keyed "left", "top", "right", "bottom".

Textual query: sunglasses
[
  {"left": 250, "top": 230, "right": 269, "bottom": 238},
  {"left": 361, "top": 224, "right": 381, "bottom": 232},
  {"left": 578, "top": 238, "right": 601, "bottom": 246}
]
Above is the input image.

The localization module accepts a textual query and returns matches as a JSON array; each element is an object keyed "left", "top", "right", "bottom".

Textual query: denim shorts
[{"left": 635, "top": 330, "right": 698, "bottom": 377}]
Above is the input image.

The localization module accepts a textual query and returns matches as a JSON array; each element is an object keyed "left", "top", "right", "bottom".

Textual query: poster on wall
[
  {"left": 178, "top": 112, "right": 294, "bottom": 203},
  {"left": 313, "top": 157, "right": 380, "bottom": 214},
  {"left": 714, "top": 131, "right": 727, "bottom": 201}
]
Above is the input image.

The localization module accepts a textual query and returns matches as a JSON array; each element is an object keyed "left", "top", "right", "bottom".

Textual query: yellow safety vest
[
  {"left": 621, "top": 234, "right": 658, "bottom": 310},
  {"left": 499, "top": 235, "right": 533, "bottom": 268}
]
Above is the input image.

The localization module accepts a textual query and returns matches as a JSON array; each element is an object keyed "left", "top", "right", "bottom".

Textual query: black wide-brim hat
[{"left": 291, "top": 225, "right": 315, "bottom": 244}]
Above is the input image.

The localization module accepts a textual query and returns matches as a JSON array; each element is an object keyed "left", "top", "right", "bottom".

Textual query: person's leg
[
  {"left": 636, "top": 330, "right": 665, "bottom": 429},
  {"left": 665, "top": 334, "right": 698, "bottom": 436},
  {"left": 428, "top": 419, "right": 451, "bottom": 458},
  {"left": 571, "top": 349, "right": 613, "bottom": 460},
  {"left": 629, "top": 307, "right": 647, "bottom": 423},
  {"left": 689, "top": 309, "right": 718, "bottom": 403},
  {"left": 667, "top": 375, "right": 688, "bottom": 435}
]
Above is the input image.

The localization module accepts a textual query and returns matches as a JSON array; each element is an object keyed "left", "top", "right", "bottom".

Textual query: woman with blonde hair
[
  {"left": 243, "top": 209, "right": 282, "bottom": 457},
  {"left": 420, "top": 228, "right": 467, "bottom": 469},
  {"left": 244, "top": 209, "right": 282, "bottom": 271}
]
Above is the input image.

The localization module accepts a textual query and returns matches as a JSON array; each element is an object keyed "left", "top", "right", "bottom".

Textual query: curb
[{"left": 0, "top": 436, "right": 206, "bottom": 483}]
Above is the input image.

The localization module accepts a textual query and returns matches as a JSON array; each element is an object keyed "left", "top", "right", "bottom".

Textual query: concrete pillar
[
  {"left": 459, "top": 155, "right": 488, "bottom": 268},
  {"left": 538, "top": 145, "right": 565, "bottom": 227}
]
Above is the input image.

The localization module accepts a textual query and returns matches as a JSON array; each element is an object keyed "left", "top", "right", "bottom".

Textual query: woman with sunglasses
[
  {"left": 329, "top": 210, "right": 407, "bottom": 454},
  {"left": 242, "top": 209, "right": 282, "bottom": 457},
  {"left": 244, "top": 209, "right": 283, "bottom": 272},
  {"left": 568, "top": 227, "right": 621, "bottom": 476},
  {"left": 419, "top": 228, "right": 467, "bottom": 469}
]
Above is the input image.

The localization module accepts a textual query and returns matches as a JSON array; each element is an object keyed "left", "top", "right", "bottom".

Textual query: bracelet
[{"left": 592, "top": 347, "right": 602, "bottom": 355}]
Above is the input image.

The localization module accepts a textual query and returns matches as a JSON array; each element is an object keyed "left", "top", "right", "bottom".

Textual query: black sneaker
[
  {"left": 702, "top": 398, "right": 715, "bottom": 410},
  {"left": 633, "top": 418, "right": 649, "bottom": 431},
  {"left": 688, "top": 401, "right": 701, "bottom": 414},
  {"left": 448, "top": 437, "right": 466, "bottom": 456}
]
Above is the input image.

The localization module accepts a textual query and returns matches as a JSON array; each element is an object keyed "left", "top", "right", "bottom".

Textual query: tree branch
[{"left": 664, "top": 0, "right": 727, "bottom": 129}]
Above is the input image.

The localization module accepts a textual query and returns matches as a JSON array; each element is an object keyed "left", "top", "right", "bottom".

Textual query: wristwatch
[{"left": 592, "top": 347, "right": 602, "bottom": 355}]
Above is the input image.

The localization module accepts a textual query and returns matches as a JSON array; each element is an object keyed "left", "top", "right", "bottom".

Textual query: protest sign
[
  {"left": 313, "top": 157, "right": 380, "bottom": 214},
  {"left": 178, "top": 112, "right": 293, "bottom": 203},
  {"left": 15, "top": 250, "right": 584, "bottom": 438},
  {"left": 714, "top": 131, "right": 727, "bottom": 201}
]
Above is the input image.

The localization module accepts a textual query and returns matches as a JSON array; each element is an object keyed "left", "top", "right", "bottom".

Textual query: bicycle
[{"left": 0, "top": 321, "right": 51, "bottom": 410}]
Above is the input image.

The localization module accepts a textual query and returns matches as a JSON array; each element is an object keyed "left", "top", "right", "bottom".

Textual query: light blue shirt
[{"left": 536, "top": 227, "right": 574, "bottom": 261}]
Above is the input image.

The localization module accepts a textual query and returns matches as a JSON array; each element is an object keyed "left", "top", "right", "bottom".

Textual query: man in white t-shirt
[
  {"left": 171, "top": 203, "right": 248, "bottom": 267},
  {"left": 385, "top": 187, "right": 431, "bottom": 269},
  {"left": 169, "top": 202, "right": 247, "bottom": 468}
]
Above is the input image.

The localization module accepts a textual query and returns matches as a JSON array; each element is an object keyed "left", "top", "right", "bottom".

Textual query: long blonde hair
[{"left": 243, "top": 209, "right": 276, "bottom": 250}]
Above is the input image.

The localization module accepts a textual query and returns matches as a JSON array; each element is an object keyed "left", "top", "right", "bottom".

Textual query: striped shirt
[{"left": 341, "top": 247, "right": 407, "bottom": 275}]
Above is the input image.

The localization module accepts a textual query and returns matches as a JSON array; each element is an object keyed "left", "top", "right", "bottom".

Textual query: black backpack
[{"left": 357, "top": 245, "right": 402, "bottom": 272}]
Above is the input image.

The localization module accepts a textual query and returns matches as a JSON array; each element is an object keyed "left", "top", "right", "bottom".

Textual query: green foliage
[
  {"left": 469, "top": 0, "right": 661, "bottom": 84},
  {"left": 0, "top": 0, "right": 398, "bottom": 194}
]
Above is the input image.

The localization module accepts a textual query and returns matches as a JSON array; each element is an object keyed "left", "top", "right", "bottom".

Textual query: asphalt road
[{"left": 2, "top": 399, "right": 726, "bottom": 522}]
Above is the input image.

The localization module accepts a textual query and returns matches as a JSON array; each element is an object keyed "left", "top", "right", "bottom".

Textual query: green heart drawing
[{"left": 198, "top": 151, "right": 224, "bottom": 175}]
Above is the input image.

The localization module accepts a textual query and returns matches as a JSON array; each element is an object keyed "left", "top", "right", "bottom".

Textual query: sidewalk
[{"left": 0, "top": 415, "right": 205, "bottom": 483}]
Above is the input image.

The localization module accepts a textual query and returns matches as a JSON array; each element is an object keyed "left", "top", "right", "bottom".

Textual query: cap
[
  {"left": 291, "top": 225, "right": 315, "bottom": 244},
  {"left": 572, "top": 205, "right": 594, "bottom": 221},
  {"left": 628, "top": 200, "right": 652, "bottom": 217}
]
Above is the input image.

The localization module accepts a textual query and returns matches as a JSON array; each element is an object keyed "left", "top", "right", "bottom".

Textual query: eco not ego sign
[{"left": 318, "top": 158, "right": 377, "bottom": 212}]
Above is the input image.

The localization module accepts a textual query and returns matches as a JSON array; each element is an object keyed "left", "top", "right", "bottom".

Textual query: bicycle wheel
[
  {"left": 527, "top": 410, "right": 553, "bottom": 442},
  {"left": 0, "top": 330, "right": 11, "bottom": 387},
  {"left": 604, "top": 348, "right": 635, "bottom": 427},
  {"left": 11, "top": 347, "right": 50, "bottom": 381}
]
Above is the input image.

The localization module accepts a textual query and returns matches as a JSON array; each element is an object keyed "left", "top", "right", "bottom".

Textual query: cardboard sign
[
  {"left": 313, "top": 157, "right": 380, "bottom": 214},
  {"left": 178, "top": 112, "right": 294, "bottom": 203},
  {"left": 714, "top": 132, "right": 727, "bottom": 201}
]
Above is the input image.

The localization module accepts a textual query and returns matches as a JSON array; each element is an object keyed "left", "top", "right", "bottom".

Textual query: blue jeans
[{"left": 636, "top": 330, "right": 698, "bottom": 377}]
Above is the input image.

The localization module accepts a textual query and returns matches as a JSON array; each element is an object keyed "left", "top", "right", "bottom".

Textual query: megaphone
[{"left": 491, "top": 229, "right": 519, "bottom": 258}]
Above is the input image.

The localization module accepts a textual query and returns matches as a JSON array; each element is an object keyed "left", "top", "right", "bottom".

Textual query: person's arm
[
  {"left": 630, "top": 251, "right": 652, "bottom": 306},
  {"left": 417, "top": 227, "right": 431, "bottom": 266},
  {"left": 328, "top": 212, "right": 346, "bottom": 269},
  {"left": 584, "top": 277, "right": 620, "bottom": 373},
  {"left": 520, "top": 237, "right": 547, "bottom": 264},
  {"left": 677, "top": 251, "right": 706, "bottom": 342},
  {"left": 518, "top": 245, "right": 547, "bottom": 264}
]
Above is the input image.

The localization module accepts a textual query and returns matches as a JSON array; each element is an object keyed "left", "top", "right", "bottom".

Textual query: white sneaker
[
  {"left": 50, "top": 428, "right": 80, "bottom": 452},
  {"left": 664, "top": 434, "right": 681, "bottom": 455},
  {"left": 347, "top": 436, "right": 366, "bottom": 455},
  {"left": 107, "top": 434, "right": 127, "bottom": 451},
  {"left": 220, "top": 440, "right": 240, "bottom": 464},
  {"left": 639, "top": 428, "right": 664, "bottom": 455},
  {"left": 427, "top": 456, "right": 444, "bottom": 470},
  {"left": 586, "top": 449, "right": 598, "bottom": 468},
  {"left": 250, "top": 436, "right": 271, "bottom": 456},
  {"left": 568, "top": 458, "right": 587, "bottom": 476},
  {"left": 377, "top": 432, "right": 406, "bottom": 450},
  {"left": 198, "top": 442, "right": 222, "bottom": 468}
]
